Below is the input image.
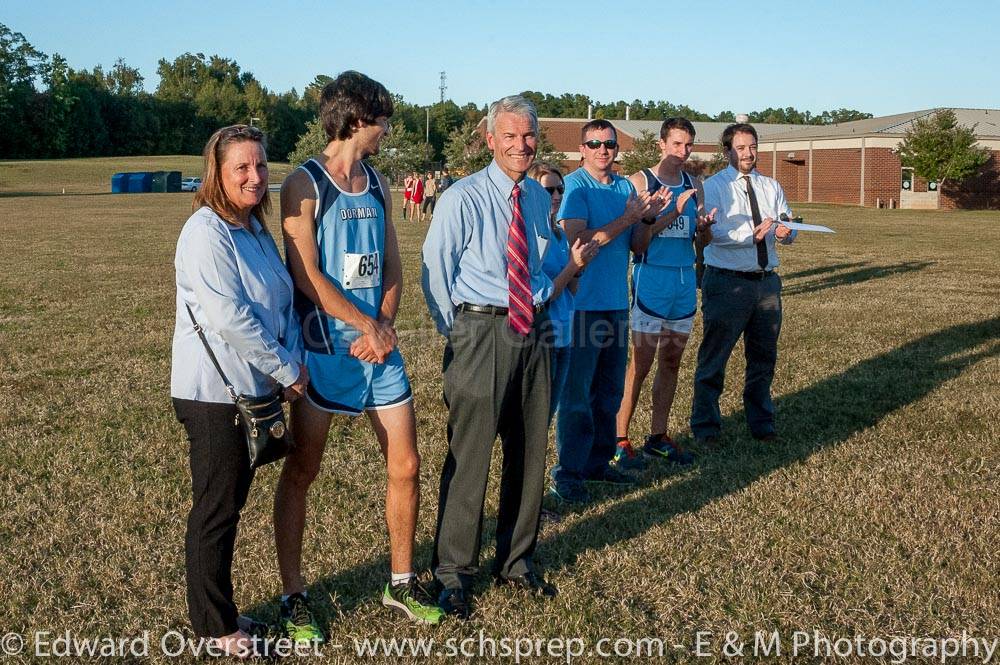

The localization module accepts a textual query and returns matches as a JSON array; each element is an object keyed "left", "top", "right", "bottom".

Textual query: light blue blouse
[
  {"left": 541, "top": 229, "right": 574, "bottom": 348},
  {"left": 171, "top": 206, "right": 302, "bottom": 403}
]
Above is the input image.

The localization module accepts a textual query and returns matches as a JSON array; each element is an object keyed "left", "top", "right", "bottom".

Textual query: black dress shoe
[
  {"left": 495, "top": 572, "right": 558, "bottom": 597},
  {"left": 438, "top": 587, "right": 472, "bottom": 620}
]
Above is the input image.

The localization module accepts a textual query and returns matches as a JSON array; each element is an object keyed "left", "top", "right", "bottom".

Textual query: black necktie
[{"left": 744, "top": 176, "right": 769, "bottom": 270}]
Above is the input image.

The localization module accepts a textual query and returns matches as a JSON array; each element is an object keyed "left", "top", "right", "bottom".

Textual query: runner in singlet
[
  {"left": 613, "top": 118, "right": 716, "bottom": 470},
  {"left": 275, "top": 72, "right": 443, "bottom": 639}
]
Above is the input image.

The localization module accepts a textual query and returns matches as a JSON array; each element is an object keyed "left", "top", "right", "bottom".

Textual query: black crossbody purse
[{"left": 186, "top": 305, "right": 293, "bottom": 469}]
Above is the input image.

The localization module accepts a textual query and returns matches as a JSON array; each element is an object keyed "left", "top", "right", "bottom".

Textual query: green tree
[
  {"left": 896, "top": 109, "right": 990, "bottom": 188},
  {"left": 0, "top": 23, "right": 49, "bottom": 157},
  {"left": 617, "top": 130, "right": 660, "bottom": 176},
  {"left": 536, "top": 126, "right": 567, "bottom": 166},
  {"left": 286, "top": 116, "right": 326, "bottom": 166},
  {"left": 42, "top": 53, "right": 75, "bottom": 156},
  {"left": 105, "top": 57, "right": 143, "bottom": 96},
  {"left": 442, "top": 120, "right": 491, "bottom": 175},
  {"left": 369, "top": 125, "right": 427, "bottom": 183},
  {"left": 818, "top": 108, "right": 873, "bottom": 124}
]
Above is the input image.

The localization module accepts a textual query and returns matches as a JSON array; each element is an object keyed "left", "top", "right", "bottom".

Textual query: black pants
[
  {"left": 432, "top": 310, "right": 551, "bottom": 590},
  {"left": 173, "top": 398, "right": 255, "bottom": 638},
  {"left": 691, "top": 267, "right": 783, "bottom": 438}
]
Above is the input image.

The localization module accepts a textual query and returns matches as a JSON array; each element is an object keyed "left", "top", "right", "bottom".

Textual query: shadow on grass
[
  {"left": 539, "top": 316, "right": 999, "bottom": 573},
  {"left": 243, "top": 317, "right": 999, "bottom": 626},
  {"left": 782, "top": 261, "right": 869, "bottom": 280},
  {"left": 783, "top": 261, "right": 934, "bottom": 296}
]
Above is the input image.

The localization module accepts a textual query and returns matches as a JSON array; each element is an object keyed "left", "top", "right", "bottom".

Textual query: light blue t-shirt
[
  {"left": 557, "top": 168, "right": 635, "bottom": 311},
  {"left": 541, "top": 229, "right": 574, "bottom": 347}
]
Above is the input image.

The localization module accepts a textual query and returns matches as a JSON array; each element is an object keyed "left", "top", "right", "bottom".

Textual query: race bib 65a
[{"left": 342, "top": 251, "right": 381, "bottom": 289}]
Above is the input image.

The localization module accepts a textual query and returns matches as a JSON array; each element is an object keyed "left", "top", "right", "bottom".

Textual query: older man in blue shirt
[{"left": 422, "top": 95, "right": 556, "bottom": 619}]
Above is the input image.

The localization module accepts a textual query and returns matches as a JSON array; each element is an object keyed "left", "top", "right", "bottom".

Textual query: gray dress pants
[
  {"left": 433, "top": 308, "right": 551, "bottom": 590},
  {"left": 691, "top": 267, "right": 783, "bottom": 438}
]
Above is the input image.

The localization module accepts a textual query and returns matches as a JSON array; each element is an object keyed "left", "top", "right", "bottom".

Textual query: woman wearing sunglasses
[
  {"left": 171, "top": 124, "right": 308, "bottom": 657},
  {"left": 527, "top": 162, "right": 598, "bottom": 419}
]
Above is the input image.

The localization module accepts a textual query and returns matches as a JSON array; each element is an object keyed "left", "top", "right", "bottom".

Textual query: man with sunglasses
[{"left": 550, "top": 119, "right": 668, "bottom": 504}]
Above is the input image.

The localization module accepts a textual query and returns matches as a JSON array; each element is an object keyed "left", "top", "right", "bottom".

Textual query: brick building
[
  {"left": 755, "top": 108, "right": 1000, "bottom": 209},
  {"left": 527, "top": 109, "right": 1000, "bottom": 210}
]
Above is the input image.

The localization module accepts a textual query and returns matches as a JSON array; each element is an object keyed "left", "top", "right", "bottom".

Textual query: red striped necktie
[{"left": 506, "top": 184, "right": 533, "bottom": 335}]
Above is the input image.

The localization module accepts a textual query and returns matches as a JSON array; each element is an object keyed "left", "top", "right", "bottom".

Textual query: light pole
[{"left": 425, "top": 107, "right": 431, "bottom": 170}]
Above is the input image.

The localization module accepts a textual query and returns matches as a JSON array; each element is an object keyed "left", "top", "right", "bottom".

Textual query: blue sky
[{"left": 6, "top": 0, "right": 998, "bottom": 117}]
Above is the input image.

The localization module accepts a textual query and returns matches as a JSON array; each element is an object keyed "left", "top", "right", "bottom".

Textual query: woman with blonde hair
[{"left": 171, "top": 124, "right": 308, "bottom": 657}]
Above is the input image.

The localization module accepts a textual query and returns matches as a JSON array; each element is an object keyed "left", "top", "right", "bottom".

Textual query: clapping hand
[
  {"left": 643, "top": 188, "right": 672, "bottom": 220},
  {"left": 695, "top": 207, "right": 717, "bottom": 244},
  {"left": 569, "top": 237, "right": 599, "bottom": 270},
  {"left": 753, "top": 217, "right": 775, "bottom": 242},
  {"left": 674, "top": 188, "right": 697, "bottom": 215}
]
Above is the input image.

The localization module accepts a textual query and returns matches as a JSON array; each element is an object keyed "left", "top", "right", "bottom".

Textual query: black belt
[
  {"left": 458, "top": 302, "right": 546, "bottom": 316},
  {"left": 708, "top": 266, "right": 774, "bottom": 281}
]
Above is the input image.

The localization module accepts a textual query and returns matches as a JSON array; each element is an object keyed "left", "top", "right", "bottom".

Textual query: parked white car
[{"left": 181, "top": 177, "right": 202, "bottom": 192}]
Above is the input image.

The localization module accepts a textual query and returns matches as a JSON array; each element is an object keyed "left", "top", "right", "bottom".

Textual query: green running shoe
[
  {"left": 382, "top": 580, "right": 445, "bottom": 625},
  {"left": 280, "top": 592, "right": 324, "bottom": 644}
]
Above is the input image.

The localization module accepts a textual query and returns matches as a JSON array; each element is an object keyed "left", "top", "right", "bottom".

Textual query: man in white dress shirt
[{"left": 690, "top": 123, "right": 797, "bottom": 443}]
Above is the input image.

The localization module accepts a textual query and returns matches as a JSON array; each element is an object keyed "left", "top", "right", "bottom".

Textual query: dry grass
[{"left": 0, "top": 161, "right": 998, "bottom": 662}]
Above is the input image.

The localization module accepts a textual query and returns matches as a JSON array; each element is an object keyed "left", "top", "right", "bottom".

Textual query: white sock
[{"left": 391, "top": 572, "right": 416, "bottom": 587}]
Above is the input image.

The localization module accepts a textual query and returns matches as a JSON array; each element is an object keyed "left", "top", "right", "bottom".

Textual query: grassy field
[
  {"left": 0, "top": 155, "right": 295, "bottom": 196},
  {"left": 1, "top": 158, "right": 998, "bottom": 662}
]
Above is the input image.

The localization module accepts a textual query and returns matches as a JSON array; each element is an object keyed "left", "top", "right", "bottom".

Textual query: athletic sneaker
[
  {"left": 547, "top": 484, "right": 591, "bottom": 505},
  {"left": 586, "top": 466, "right": 637, "bottom": 486},
  {"left": 280, "top": 592, "right": 324, "bottom": 644},
  {"left": 642, "top": 434, "right": 694, "bottom": 465},
  {"left": 382, "top": 580, "right": 445, "bottom": 625},
  {"left": 612, "top": 439, "right": 648, "bottom": 472}
]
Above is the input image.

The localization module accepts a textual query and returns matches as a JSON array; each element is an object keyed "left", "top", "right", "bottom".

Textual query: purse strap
[{"left": 185, "top": 304, "right": 239, "bottom": 401}]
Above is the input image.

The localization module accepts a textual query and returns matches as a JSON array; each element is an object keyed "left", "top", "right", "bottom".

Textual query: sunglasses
[
  {"left": 221, "top": 125, "right": 264, "bottom": 140},
  {"left": 583, "top": 139, "right": 618, "bottom": 150},
  {"left": 544, "top": 185, "right": 565, "bottom": 195}
]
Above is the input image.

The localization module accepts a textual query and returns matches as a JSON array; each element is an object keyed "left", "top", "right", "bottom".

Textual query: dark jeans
[
  {"left": 433, "top": 310, "right": 552, "bottom": 590},
  {"left": 690, "top": 267, "right": 783, "bottom": 438},
  {"left": 552, "top": 309, "right": 628, "bottom": 493},
  {"left": 173, "top": 398, "right": 255, "bottom": 638},
  {"left": 549, "top": 344, "right": 572, "bottom": 424}
]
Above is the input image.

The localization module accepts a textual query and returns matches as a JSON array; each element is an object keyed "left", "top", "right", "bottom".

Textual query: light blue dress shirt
[
  {"left": 422, "top": 160, "right": 554, "bottom": 335},
  {"left": 171, "top": 206, "right": 303, "bottom": 403},
  {"left": 702, "top": 165, "right": 797, "bottom": 272}
]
